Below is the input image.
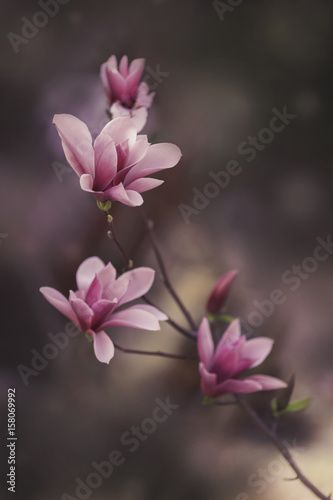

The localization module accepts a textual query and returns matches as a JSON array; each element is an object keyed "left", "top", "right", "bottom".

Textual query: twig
[
  {"left": 140, "top": 207, "right": 197, "bottom": 332},
  {"left": 114, "top": 342, "right": 198, "bottom": 361},
  {"left": 236, "top": 394, "right": 331, "bottom": 500},
  {"left": 142, "top": 296, "right": 196, "bottom": 341},
  {"left": 105, "top": 211, "right": 132, "bottom": 270}
]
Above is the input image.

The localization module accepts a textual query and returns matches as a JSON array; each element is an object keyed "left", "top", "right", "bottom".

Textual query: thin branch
[
  {"left": 142, "top": 296, "right": 196, "bottom": 341},
  {"left": 140, "top": 207, "right": 197, "bottom": 332},
  {"left": 105, "top": 211, "right": 133, "bottom": 270},
  {"left": 113, "top": 342, "right": 198, "bottom": 361},
  {"left": 236, "top": 394, "right": 331, "bottom": 500}
]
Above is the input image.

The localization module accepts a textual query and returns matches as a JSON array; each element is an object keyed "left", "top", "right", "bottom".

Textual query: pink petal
[
  {"left": 90, "top": 330, "right": 115, "bottom": 364},
  {"left": 119, "top": 55, "right": 129, "bottom": 76},
  {"left": 212, "top": 346, "right": 239, "bottom": 380},
  {"left": 126, "top": 61, "right": 145, "bottom": 100},
  {"left": 197, "top": 318, "right": 214, "bottom": 368},
  {"left": 124, "top": 143, "right": 182, "bottom": 184},
  {"left": 127, "top": 304, "right": 168, "bottom": 321},
  {"left": 215, "top": 319, "right": 241, "bottom": 358},
  {"left": 246, "top": 375, "right": 287, "bottom": 391},
  {"left": 93, "top": 133, "right": 117, "bottom": 190},
  {"left": 199, "top": 363, "right": 218, "bottom": 398},
  {"left": 124, "top": 138, "right": 150, "bottom": 169},
  {"left": 53, "top": 114, "right": 94, "bottom": 177},
  {"left": 116, "top": 267, "right": 155, "bottom": 306},
  {"left": 102, "top": 117, "right": 137, "bottom": 148},
  {"left": 125, "top": 177, "right": 164, "bottom": 193},
  {"left": 108, "top": 70, "right": 127, "bottom": 103},
  {"left": 105, "top": 183, "right": 143, "bottom": 207},
  {"left": 129, "top": 107, "right": 148, "bottom": 132},
  {"left": 84, "top": 275, "right": 103, "bottom": 307},
  {"left": 69, "top": 295, "right": 93, "bottom": 331},
  {"left": 91, "top": 299, "right": 118, "bottom": 329},
  {"left": 240, "top": 337, "right": 274, "bottom": 369},
  {"left": 76, "top": 257, "right": 105, "bottom": 292},
  {"left": 100, "top": 62, "right": 112, "bottom": 103},
  {"left": 80, "top": 173, "right": 94, "bottom": 192},
  {"left": 97, "top": 262, "right": 117, "bottom": 291},
  {"left": 40, "top": 287, "right": 78, "bottom": 326},
  {"left": 206, "top": 269, "right": 238, "bottom": 314},
  {"left": 128, "top": 57, "right": 145, "bottom": 80},
  {"left": 215, "top": 378, "right": 262, "bottom": 395},
  {"left": 101, "top": 305, "right": 161, "bottom": 331},
  {"left": 135, "top": 82, "right": 155, "bottom": 109}
]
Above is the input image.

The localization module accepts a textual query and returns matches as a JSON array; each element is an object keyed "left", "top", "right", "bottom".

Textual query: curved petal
[
  {"left": 116, "top": 267, "right": 155, "bottom": 306},
  {"left": 93, "top": 133, "right": 117, "bottom": 190},
  {"left": 215, "top": 377, "right": 262, "bottom": 395},
  {"left": 40, "top": 287, "right": 78, "bottom": 326},
  {"left": 240, "top": 337, "right": 274, "bottom": 369},
  {"left": 91, "top": 299, "right": 118, "bottom": 330},
  {"left": 197, "top": 318, "right": 214, "bottom": 368},
  {"left": 129, "top": 107, "right": 148, "bottom": 132},
  {"left": 84, "top": 275, "right": 103, "bottom": 307},
  {"left": 76, "top": 257, "right": 105, "bottom": 292},
  {"left": 119, "top": 55, "right": 129, "bottom": 76},
  {"left": 69, "top": 295, "right": 93, "bottom": 331},
  {"left": 245, "top": 375, "right": 287, "bottom": 391},
  {"left": 105, "top": 183, "right": 143, "bottom": 206},
  {"left": 100, "top": 62, "right": 112, "bottom": 103},
  {"left": 124, "top": 138, "right": 150, "bottom": 169},
  {"left": 102, "top": 117, "right": 137, "bottom": 148},
  {"left": 124, "top": 143, "right": 182, "bottom": 184},
  {"left": 135, "top": 82, "right": 155, "bottom": 109},
  {"left": 199, "top": 363, "right": 217, "bottom": 398},
  {"left": 126, "top": 304, "right": 168, "bottom": 321},
  {"left": 215, "top": 319, "right": 241, "bottom": 358},
  {"left": 53, "top": 114, "right": 94, "bottom": 177},
  {"left": 125, "top": 177, "right": 164, "bottom": 193},
  {"left": 101, "top": 306, "right": 161, "bottom": 331},
  {"left": 80, "top": 173, "right": 94, "bottom": 192},
  {"left": 212, "top": 346, "right": 239, "bottom": 381},
  {"left": 90, "top": 330, "right": 115, "bottom": 364},
  {"left": 97, "top": 262, "right": 117, "bottom": 292}
]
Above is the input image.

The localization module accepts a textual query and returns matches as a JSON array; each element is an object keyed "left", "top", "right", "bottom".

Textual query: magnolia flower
[
  {"left": 198, "top": 318, "right": 287, "bottom": 397},
  {"left": 206, "top": 269, "right": 238, "bottom": 314},
  {"left": 53, "top": 115, "right": 181, "bottom": 207},
  {"left": 40, "top": 257, "right": 167, "bottom": 364},
  {"left": 100, "top": 55, "right": 155, "bottom": 131}
]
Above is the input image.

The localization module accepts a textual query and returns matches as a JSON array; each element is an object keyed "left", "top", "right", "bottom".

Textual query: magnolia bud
[{"left": 206, "top": 269, "right": 238, "bottom": 314}]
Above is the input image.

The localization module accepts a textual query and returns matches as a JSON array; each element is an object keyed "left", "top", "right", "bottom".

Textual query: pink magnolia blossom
[
  {"left": 100, "top": 55, "right": 155, "bottom": 131},
  {"left": 198, "top": 317, "right": 287, "bottom": 397},
  {"left": 40, "top": 257, "right": 167, "bottom": 364},
  {"left": 206, "top": 269, "right": 238, "bottom": 314},
  {"left": 53, "top": 115, "right": 181, "bottom": 207}
]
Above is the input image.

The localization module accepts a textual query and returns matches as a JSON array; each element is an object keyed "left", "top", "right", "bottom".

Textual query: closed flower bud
[{"left": 206, "top": 269, "right": 238, "bottom": 314}]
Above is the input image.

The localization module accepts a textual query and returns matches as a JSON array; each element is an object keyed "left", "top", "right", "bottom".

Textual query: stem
[
  {"left": 140, "top": 207, "right": 197, "bottom": 332},
  {"left": 113, "top": 342, "right": 198, "bottom": 361},
  {"left": 105, "top": 211, "right": 132, "bottom": 270},
  {"left": 236, "top": 395, "right": 331, "bottom": 500},
  {"left": 142, "top": 296, "right": 196, "bottom": 341}
]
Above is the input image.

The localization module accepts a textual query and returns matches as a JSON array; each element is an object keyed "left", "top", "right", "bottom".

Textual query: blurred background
[{"left": 1, "top": 0, "right": 333, "bottom": 498}]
